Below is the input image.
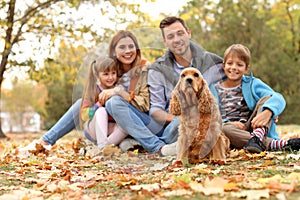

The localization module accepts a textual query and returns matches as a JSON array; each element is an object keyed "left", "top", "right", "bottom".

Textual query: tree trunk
[
  {"left": 0, "top": 0, "right": 16, "bottom": 139},
  {"left": 0, "top": 125, "right": 7, "bottom": 138},
  {"left": 0, "top": 82, "right": 7, "bottom": 138}
]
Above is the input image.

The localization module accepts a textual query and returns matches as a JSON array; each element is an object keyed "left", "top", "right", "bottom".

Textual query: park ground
[{"left": 0, "top": 125, "right": 300, "bottom": 200}]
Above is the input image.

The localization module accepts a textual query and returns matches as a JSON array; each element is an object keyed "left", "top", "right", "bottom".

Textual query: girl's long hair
[{"left": 108, "top": 30, "right": 142, "bottom": 79}]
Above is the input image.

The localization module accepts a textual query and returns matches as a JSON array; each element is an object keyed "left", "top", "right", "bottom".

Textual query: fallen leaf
[
  {"left": 286, "top": 153, "right": 300, "bottom": 160},
  {"left": 162, "top": 189, "right": 193, "bottom": 197},
  {"left": 257, "top": 174, "right": 282, "bottom": 184},
  {"left": 100, "top": 144, "right": 122, "bottom": 158},
  {"left": 130, "top": 183, "right": 160, "bottom": 191},
  {"left": 260, "top": 160, "right": 273, "bottom": 167},
  {"left": 231, "top": 189, "right": 270, "bottom": 200},
  {"left": 224, "top": 182, "right": 239, "bottom": 192},
  {"left": 203, "top": 176, "right": 228, "bottom": 195},
  {"left": 149, "top": 163, "right": 169, "bottom": 171}
]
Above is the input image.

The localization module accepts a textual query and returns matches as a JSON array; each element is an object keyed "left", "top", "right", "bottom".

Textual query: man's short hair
[{"left": 159, "top": 16, "right": 188, "bottom": 38}]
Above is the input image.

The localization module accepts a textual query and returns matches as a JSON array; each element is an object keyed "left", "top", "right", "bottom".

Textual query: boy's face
[
  {"left": 162, "top": 21, "right": 191, "bottom": 57},
  {"left": 223, "top": 54, "right": 250, "bottom": 82},
  {"left": 99, "top": 70, "right": 117, "bottom": 89}
]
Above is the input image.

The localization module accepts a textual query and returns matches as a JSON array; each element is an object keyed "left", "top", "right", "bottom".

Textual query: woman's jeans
[
  {"left": 41, "top": 99, "right": 81, "bottom": 145},
  {"left": 105, "top": 96, "right": 179, "bottom": 153}
]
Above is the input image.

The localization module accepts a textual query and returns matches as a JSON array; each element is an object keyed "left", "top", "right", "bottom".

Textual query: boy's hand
[
  {"left": 274, "top": 116, "right": 279, "bottom": 124},
  {"left": 230, "top": 121, "right": 246, "bottom": 130},
  {"left": 251, "top": 109, "right": 272, "bottom": 129}
]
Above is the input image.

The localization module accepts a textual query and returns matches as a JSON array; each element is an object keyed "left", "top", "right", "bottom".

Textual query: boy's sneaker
[
  {"left": 159, "top": 142, "right": 177, "bottom": 156},
  {"left": 244, "top": 136, "right": 266, "bottom": 153},
  {"left": 284, "top": 138, "right": 300, "bottom": 151},
  {"left": 119, "top": 138, "right": 142, "bottom": 152}
]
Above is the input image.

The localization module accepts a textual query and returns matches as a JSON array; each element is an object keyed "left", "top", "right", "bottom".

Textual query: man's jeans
[
  {"left": 42, "top": 99, "right": 81, "bottom": 145},
  {"left": 105, "top": 96, "right": 179, "bottom": 153}
]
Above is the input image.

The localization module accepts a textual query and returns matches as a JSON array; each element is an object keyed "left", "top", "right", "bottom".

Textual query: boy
[{"left": 209, "top": 44, "right": 300, "bottom": 153}]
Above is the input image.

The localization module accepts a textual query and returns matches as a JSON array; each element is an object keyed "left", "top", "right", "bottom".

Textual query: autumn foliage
[{"left": 0, "top": 126, "right": 299, "bottom": 199}]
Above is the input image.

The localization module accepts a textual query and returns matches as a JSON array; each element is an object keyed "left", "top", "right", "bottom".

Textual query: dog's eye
[
  {"left": 194, "top": 73, "right": 199, "bottom": 77},
  {"left": 181, "top": 74, "right": 186, "bottom": 78}
]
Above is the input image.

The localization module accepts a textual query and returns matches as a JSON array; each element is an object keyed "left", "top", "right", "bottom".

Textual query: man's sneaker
[
  {"left": 284, "top": 138, "right": 300, "bottom": 151},
  {"left": 119, "top": 138, "right": 142, "bottom": 152},
  {"left": 244, "top": 136, "right": 266, "bottom": 153},
  {"left": 160, "top": 142, "right": 177, "bottom": 156}
]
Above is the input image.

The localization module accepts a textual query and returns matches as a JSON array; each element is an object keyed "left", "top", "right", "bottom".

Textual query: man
[
  {"left": 147, "top": 16, "right": 225, "bottom": 155},
  {"left": 106, "top": 16, "right": 225, "bottom": 156}
]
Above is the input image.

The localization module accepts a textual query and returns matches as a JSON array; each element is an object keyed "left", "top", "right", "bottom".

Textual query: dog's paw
[
  {"left": 209, "top": 159, "right": 227, "bottom": 165},
  {"left": 172, "top": 160, "right": 183, "bottom": 167}
]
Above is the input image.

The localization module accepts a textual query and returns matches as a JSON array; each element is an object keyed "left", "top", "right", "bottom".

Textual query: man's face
[{"left": 162, "top": 21, "right": 191, "bottom": 57}]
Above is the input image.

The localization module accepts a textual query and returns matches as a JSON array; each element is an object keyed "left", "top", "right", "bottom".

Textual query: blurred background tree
[
  {"left": 1, "top": 79, "right": 47, "bottom": 132},
  {"left": 29, "top": 41, "right": 88, "bottom": 129},
  {"left": 0, "top": 0, "right": 101, "bottom": 137}
]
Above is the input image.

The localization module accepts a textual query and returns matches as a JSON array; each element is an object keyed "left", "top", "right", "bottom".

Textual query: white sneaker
[
  {"left": 17, "top": 140, "right": 52, "bottom": 155},
  {"left": 160, "top": 142, "right": 177, "bottom": 156},
  {"left": 119, "top": 138, "right": 142, "bottom": 152},
  {"left": 79, "top": 139, "right": 96, "bottom": 156}
]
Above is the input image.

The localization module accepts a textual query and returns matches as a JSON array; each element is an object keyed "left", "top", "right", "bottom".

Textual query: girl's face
[
  {"left": 115, "top": 37, "right": 137, "bottom": 66},
  {"left": 98, "top": 69, "right": 117, "bottom": 89},
  {"left": 223, "top": 54, "right": 249, "bottom": 83}
]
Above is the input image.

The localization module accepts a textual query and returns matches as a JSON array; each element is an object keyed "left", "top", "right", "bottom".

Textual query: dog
[{"left": 169, "top": 68, "right": 230, "bottom": 164}]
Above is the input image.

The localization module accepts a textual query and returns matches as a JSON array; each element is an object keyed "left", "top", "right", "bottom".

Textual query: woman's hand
[
  {"left": 98, "top": 88, "right": 115, "bottom": 105},
  {"left": 251, "top": 109, "right": 272, "bottom": 129}
]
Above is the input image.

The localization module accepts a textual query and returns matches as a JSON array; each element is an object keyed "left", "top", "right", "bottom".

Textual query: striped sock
[
  {"left": 269, "top": 139, "right": 288, "bottom": 150},
  {"left": 252, "top": 127, "right": 266, "bottom": 141}
]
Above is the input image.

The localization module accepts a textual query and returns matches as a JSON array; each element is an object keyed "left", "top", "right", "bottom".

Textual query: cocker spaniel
[{"left": 169, "top": 68, "right": 230, "bottom": 164}]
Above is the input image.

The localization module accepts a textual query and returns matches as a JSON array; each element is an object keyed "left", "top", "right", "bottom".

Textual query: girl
[{"left": 80, "top": 56, "right": 127, "bottom": 151}]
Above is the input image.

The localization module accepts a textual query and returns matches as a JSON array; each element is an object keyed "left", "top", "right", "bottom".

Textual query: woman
[{"left": 17, "top": 30, "right": 151, "bottom": 155}]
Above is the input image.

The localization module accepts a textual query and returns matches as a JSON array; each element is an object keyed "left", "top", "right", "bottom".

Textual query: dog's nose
[{"left": 186, "top": 78, "right": 193, "bottom": 84}]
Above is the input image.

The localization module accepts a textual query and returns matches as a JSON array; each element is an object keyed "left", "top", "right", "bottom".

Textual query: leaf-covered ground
[{"left": 0, "top": 125, "right": 300, "bottom": 200}]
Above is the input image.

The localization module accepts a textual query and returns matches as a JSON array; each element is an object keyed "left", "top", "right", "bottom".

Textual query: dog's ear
[
  {"left": 169, "top": 81, "right": 182, "bottom": 116},
  {"left": 170, "top": 91, "right": 182, "bottom": 115},
  {"left": 196, "top": 79, "right": 203, "bottom": 99},
  {"left": 198, "top": 80, "right": 213, "bottom": 113}
]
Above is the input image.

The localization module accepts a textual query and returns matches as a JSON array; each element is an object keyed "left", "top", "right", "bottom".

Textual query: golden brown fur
[{"left": 169, "top": 68, "right": 230, "bottom": 164}]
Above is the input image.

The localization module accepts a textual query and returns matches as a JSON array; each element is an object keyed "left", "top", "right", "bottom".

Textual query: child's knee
[{"left": 222, "top": 123, "right": 234, "bottom": 135}]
